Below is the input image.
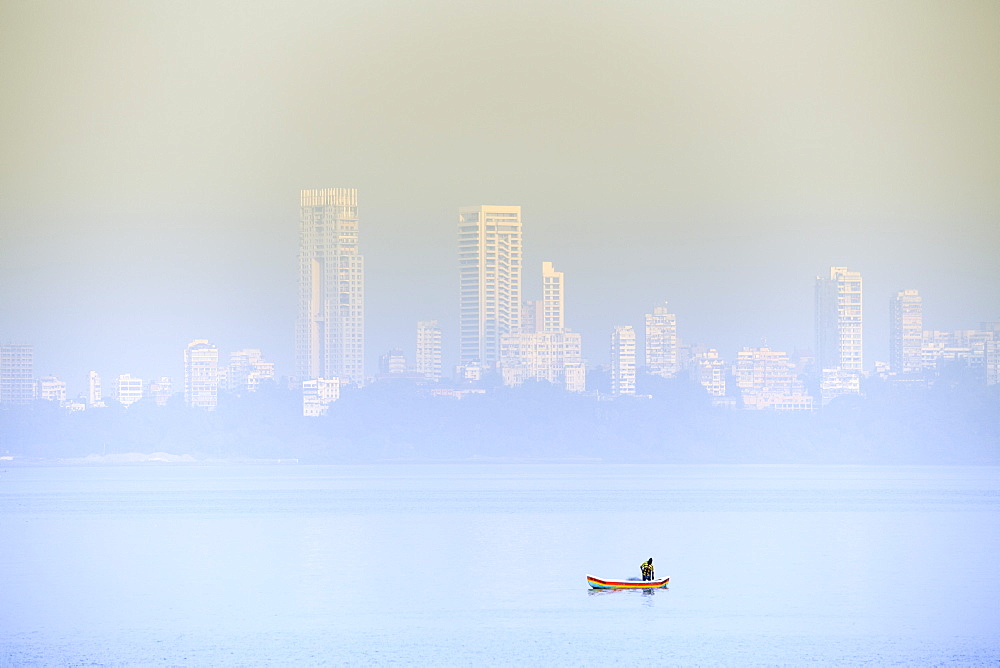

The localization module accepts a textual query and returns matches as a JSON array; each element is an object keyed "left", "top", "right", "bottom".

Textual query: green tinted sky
[{"left": 1, "top": 0, "right": 998, "bottom": 388}]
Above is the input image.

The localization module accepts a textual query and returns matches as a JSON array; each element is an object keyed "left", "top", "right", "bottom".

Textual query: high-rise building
[
  {"left": 890, "top": 289, "right": 923, "bottom": 375},
  {"left": 500, "top": 262, "right": 585, "bottom": 392},
  {"left": 87, "top": 371, "right": 104, "bottom": 407},
  {"left": 645, "top": 302, "right": 679, "bottom": 378},
  {"left": 113, "top": 374, "right": 144, "bottom": 407},
  {"left": 735, "top": 346, "right": 814, "bottom": 410},
  {"left": 610, "top": 326, "right": 637, "bottom": 396},
  {"left": 458, "top": 205, "right": 522, "bottom": 369},
  {"left": 541, "top": 261, "right": 564, "bottom": 333},
  {"left": 0, "top": 344, "right": 35, "bottom": 406},
  {"left": 297, "top": 188, "right": 364, "bottom": 385},
  {"left": 815, "top": 266, "right": 863, "bottom": 403},
  {"left": 816, "top": 266, "right": 863, "bottom": 373},
  {"left": 184, "top": 339, "right": 219, "bottom": 409},
  {"left": 415, "top": 320, "right": 442, "bottom": 380}
]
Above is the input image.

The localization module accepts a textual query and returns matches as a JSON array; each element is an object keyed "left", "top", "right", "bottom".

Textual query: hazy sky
[{"left": 2, "top": 0, "right": 998, "bottom": 393}]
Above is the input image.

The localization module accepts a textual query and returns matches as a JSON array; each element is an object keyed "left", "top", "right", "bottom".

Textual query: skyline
[
  {"left": 2, "top": 1, "right": 998, "bottom": 392},
  {"left": 2, "top": 191, "right": 999, "bottom": 396}
]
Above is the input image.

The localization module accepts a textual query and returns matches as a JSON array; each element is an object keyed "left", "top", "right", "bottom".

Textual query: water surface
[{"left": 1, "top": 464, "right": 997, "bottom": 665}]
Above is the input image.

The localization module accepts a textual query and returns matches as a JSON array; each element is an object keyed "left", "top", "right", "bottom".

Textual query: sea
[{"left": 1, "top": 463, "right": 998, "bottom": 666}]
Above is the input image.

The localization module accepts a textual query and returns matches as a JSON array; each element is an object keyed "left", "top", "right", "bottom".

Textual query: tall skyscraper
[
  {"left": 645, "top": 302, "right": 679, "bottom": 378},
  {"left": 610, "top": 325, "right": 636, "bottom": 396},
  {"left": 416, "top": 320, "right": 443, "bottom": 380},
  {"left": 458, "top": 205, "right": 522, "bottom": 368},
  {"left": 890, "top": 289, "right": 923, "bottom": 375},
  {"left": 815, "top": 266, "right": 863, "bottom": 404},
  {"left": 184, "top": 339, "right": 219, "bottom": 409},
  {"left": 297, "top": 188, "right": 364, "bottom": 384},
  {"left": 0, "top": 344, "right": 34, "bottom": 406}
]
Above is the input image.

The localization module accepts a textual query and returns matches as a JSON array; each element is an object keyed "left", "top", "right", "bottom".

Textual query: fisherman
[{"left": 640, "top": 557, "right": 654, "bottom": 581}]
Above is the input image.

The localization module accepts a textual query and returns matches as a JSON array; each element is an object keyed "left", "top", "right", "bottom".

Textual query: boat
[{"left": 587, "top": 574, "right": 669, "bottom": 589}]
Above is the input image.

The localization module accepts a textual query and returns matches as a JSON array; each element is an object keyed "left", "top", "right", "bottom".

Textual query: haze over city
[{"left": 2, "top": 0, "right": 998, "bottom": 393}]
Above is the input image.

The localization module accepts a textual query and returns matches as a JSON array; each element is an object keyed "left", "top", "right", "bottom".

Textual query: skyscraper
[
  {"left": 645, "top": 302, "right": 679, "bottom": 378},
  {"left": 890, "top": 289, "right": 923, "bottom": 375},
  {"left": 815, "top": 266, "right": 863, "bottom": 375},
  {"left": 184, "top": 339, "right": 219, "bottom": 409},
  {"left": 297, "top": 188, "right": 364, "bottom": 384},
  {"left": 541, "top": 261, "right": 564, "bottom": 333},
  {"left": 0, "top": 344, "right": 34, "bottom": 406},
  {"left": 458, "top": 205, "right": 522, "bottom": 368},
  {"left": 416, "top": 320, "right": 442, "bottom": 380},
  {"left": 610, "top": 326, "right": 637, "bottom": 396}
]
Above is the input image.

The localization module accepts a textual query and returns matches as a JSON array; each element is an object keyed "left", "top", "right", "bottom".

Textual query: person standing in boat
[{"left": 640, "top": 558, "right": 654, "bottom": 581}]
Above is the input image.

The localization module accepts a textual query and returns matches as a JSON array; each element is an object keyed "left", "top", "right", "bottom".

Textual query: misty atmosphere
[{"left": 2, "top": 1, "right": 999, "bottom": 665}]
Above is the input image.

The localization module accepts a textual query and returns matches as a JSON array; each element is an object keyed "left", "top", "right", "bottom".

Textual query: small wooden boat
[{"left": 587, "top": 574, "right": 669, "bottom": 589}]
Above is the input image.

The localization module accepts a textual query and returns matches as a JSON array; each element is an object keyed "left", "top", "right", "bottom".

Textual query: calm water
[{"left": 1, "top": 464, "right": 998, "bottom": 666}]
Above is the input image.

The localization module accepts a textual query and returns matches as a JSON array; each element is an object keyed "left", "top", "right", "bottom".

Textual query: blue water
[{"left": 1, "top": 464, "right": 998, "bottom": 665}]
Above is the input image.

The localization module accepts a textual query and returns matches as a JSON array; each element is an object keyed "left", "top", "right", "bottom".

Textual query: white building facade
[
  {"left": 610, "top": 325, "right": 637, "bottom": 396},
  {"left": 890, "top": 289, "right": 923, "bottom": 375},
  {"left": 184, "top": 339, "right": 219, "bottom": 409},
  {"left": 297, "top": 188, "right": 364, "bottom": 385},
  {"left": 645, "top": 302, "right": 679, "bottom": 378},
  {"left": 458, "top": 205, "right": 522, "bottom": 369},
  {"left": 415, "top": 320, "right": 442, "bottom": 380},
  {"left": 0, "top": 344, "right": 35, "bottom": 406},
  {"left": 815, "top": 266, "right": 863, "bottom": 404}
]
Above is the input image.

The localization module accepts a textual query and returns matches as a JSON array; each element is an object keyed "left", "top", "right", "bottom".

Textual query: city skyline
[{"left": 1, "top": 2, "right": 997, "bottom": 395}]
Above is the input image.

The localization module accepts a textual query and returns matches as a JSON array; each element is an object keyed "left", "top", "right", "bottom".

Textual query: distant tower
[
  {"left": 415, "top": 320, "right": 442, "bottom": 380},
  {"left": 890, "top": 289, "right": 923, "bottom": 375},
  {"left": 815, "top": 266, "right": 862, "bottom": 403},
  {"left": 184, "top": 339, "right": 219, "bottom": 409},
  {"left": 297, "top": 188, "right": 364, "bottom": 384},
  {"left": 0, "top": 344, "right": 35, "bottom": 406},
  {"left": 610, "top": 326, "right": 636, "bottom": 396},
  {"left": 87, "top": 371, "right": 104, "bottom": 407},
  {"left": 541, "top": 261, "right": 564, "bottom": 333},
  {"left": 815, "top": 267, "right": 863, "bottom": 373},
  {"left": 458, "top": 205, "right": 522, "bottom": 368},
  {"left": 645, "top": 302, "right": 679, "bottom": 378}
]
